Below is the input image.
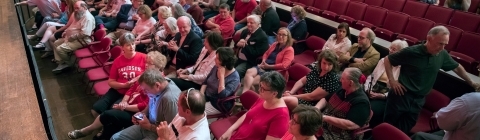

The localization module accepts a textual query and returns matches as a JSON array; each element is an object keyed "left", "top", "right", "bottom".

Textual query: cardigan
[
  {"left": 185, "top": 49, "right": 217, "bottom": 84},
  {"left": 262, "top": 42, "right": 294, "bottom": 80}
]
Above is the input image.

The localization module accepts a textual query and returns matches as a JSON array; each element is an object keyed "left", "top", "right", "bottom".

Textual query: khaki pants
[{"left": 53, "top": 37, "right": 92, "bottom": 65}]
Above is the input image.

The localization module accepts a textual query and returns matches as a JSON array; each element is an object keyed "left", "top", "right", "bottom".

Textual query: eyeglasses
[
  {"left": 185, "top": 88, "right": 195, "bottom": 109},
  {"left": 277, "top": 34, "right": 288, "bottom": 37},
  {"left": 259, "top": 85, "right": 272, "bottom": 92}
]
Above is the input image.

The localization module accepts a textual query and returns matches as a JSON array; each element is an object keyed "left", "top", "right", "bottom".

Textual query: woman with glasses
[
  {"left": 200, "top": 47, "right": 240, "bottom": 115},
  {"left": 135, "top": 6, "right": 174, "bottom": 53},
  {"left": 281, "top": 105, "right": 323, "bottom": 140},
  {"left": 241, "top": 27, "right": 295, "bottom": 94},
  {"left": 221, "top": 71, "right": 290, "bottom": 140},
  {"left": 288, "top": 5, "right": 307, "bottom": 42},
  {"left": 68, "top": 50, "right": 167, "bottom": 139}
]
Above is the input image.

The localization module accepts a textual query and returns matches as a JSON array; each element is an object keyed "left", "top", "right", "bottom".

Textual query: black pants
[
  {"left": 410, "top": 130, "right": 445, "bottom": 140},
  {"left": 370, "top": 99, "right": 387, "bottom": 128},
  {"left": 92, "top": 88, "right": 124, "bottom": 114},
  {"left": 99, "top": 109, "right": 135, "bottom": 139},
  {"left": 383, "top": 90, "right": 425, "bottom": 135},
  {"left": 235, "top": 59, "right": 254, "bottom": 78},
  {"left": 170, "top": 78, "right": 201, "bottom": 91},
  {"left": 35, "top": 11, "right": 44, "bottom": 29}
]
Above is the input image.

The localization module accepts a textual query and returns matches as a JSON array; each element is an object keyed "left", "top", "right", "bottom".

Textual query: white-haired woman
[
  {"left": 135, "top": 6, "right": 174, "bottom": 53},
  {"left": 364, "top": 39, "right": 408, "bottom": 128}
]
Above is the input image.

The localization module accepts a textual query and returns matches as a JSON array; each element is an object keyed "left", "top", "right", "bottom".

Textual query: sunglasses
[{"left": 185, "top": 88, "right": 195, "bottom": 109}]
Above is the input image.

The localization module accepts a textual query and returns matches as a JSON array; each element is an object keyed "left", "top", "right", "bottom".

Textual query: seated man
[
  {"left": 111, "top": 69, "right": 181, "bottom": 140},
  {"left": 235, "top": 15, "right": 269, "bottom": 78},
  {"left": 315, "top": 68, "right": 371, "bottom": 140},
  {"left": 205, "top": 4, "right": 235, "bottom": 39},
  {"left": 258, "top": 0, "right": 280, "bottom": 45},
  {"left": 15, "top": 0, "right": 62, "bottom": 30},
  {"left": 96, "top": 0, "right": 141, "bottom": 31},
  {"left": 410, "top": 92, "right": 480, "bottom": 140},
  {"left": 339, "top": 28, "right": 380, "bottom": 75},
  {"left": 52, "top": 1, "right": 95, "bottom": 73},
  {"left": 156, "top": 88, "right": 211, "bottom": 140},
  {"left": 199, "top": 0, "right": 226, "bottom": 20},
  {"left": 232, "top": 0, "right": 257, "bottom": 31}
]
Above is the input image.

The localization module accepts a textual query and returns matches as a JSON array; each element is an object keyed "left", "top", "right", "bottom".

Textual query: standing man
[
  {"left": 52, "top": 1, "right": 95, "bottom": 73},
  {"left": 258, "top": 0, "right": 279, "bottom": 45},
  {"left": 383, "top": 25, "right": 480, "bottom": 134}
]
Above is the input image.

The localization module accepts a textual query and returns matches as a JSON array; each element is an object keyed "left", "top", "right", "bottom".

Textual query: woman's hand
[
  {"left": 119, "top": 101, "right": 129, "bottom": 110},
  {"left": 283, "top": 91, "right": 292, "bottom": 96},
  {"left": 217, "top": 66, "right": 226, "bottom": 79},
  {"left": 112, "top": 104, "right": 121, "bottom": 110},
  {"left": 369, "top": 91, "right": 386, "bottom": 99}
]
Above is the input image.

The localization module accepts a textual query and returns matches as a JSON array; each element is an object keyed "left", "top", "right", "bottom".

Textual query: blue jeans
[
  {"left": 234, "top": 23, "right": 247, "bottom": 31},
  {"left": 95, "top": 16, "right": 118, "bottom": 31},
  {"left": 110, "top": 125, "right": 157, "bottom": 140},
  {"left": 268, "top": 36, "right": 276, "bottom": 45}
]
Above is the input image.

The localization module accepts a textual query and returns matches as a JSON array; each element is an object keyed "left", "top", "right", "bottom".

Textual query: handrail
[{"left": 13, "top": 0, "right": 57, "bottom": 139}]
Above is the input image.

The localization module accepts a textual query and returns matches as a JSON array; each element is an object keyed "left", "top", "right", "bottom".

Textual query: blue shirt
[
  {"left": 183, "top": 4, "right": 191, "bottom": 11},
  {"left": 58, "top": 11, "right": 68, "bottom": 24},
  {"left": 147, "top": 90, "right": 165, "bottom": 124}
]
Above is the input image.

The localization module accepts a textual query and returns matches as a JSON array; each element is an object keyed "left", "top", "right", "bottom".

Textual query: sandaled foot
[{"left": 67, "top": 130, "right": 87, "bottom": 139}]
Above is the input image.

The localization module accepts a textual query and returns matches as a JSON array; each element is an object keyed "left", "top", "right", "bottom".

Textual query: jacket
[{"left": 339, "top": 43, "right": 380, "bottom": 75}]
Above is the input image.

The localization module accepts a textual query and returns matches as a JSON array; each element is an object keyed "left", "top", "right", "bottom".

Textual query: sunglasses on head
[{"left": 185, "top": 88, "right": 195, "bottom": 109}]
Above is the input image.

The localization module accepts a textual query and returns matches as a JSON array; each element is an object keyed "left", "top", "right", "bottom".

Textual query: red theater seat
[
  {"left": 373, "top": 123, "right": 410, "bottom": 140},
  {"left": 374, "top": 11, "right": 410, "bottom": 41},
  {"left": 292, "top": 0, "right": 314, "bottom": 7},
  {"left": 353, "top": 6, "right": 388, "bottom": 30},
  {"left": 305, "top": 0, "right": 331, "bottom": 15},
  {"left": 438, "top": 24, "right": 463, "bottom": 51},
  {"left": 293, "top": 36, "right": 325, "bottom": 65},
  {"left": 320, "top": 0, "right": 349, "bottom": 21},
  {"left": 449, "top": 32, "right": 480, "bottom": 75},
  {"left": 364, "top": 0, "right": 385, "bottom": 6},
  {"left": 402, "top": 1, "right": 429, "bottom": 17},
  {"left": 286, "top": 63, "right": 311, "bottom": 92},
  {"left": 396, "top": 17, "right": 435, "bottom": 45},
  {"left": 382, "top": 0, "right": 406, "bottom": 12},
  {"left": 337, "top": 1, "right": 368, "bottom": 25},
  {"left": 449, "top": 11, "right": 480, "bottom": 32},
  {"left": 424, "top": 5, "right": 454, "bottom": 24},
  {"left": 411, "top": 89, "right": 450, "bottom": 133}
]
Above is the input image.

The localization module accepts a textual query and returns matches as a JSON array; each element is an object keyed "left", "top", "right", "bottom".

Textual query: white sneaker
[
  {"left": 52, "top": 64, "right": 69, "bottom": 74},
  {"left": 32, "top": 42, "right": 45, "bottom": 48}
]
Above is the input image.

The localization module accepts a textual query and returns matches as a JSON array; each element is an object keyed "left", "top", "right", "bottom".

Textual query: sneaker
[
  {"left": 32, "top": 42, "right": 45, "bottom": 48},
  {"left": 28, "top": 35, "right": 38, "bottom": 40},
  {"left": 41, "top": 51, "right": 53, "bottom": 58},
  {"left": 52, "top": 64, "right": 69, "bottom": 74}
]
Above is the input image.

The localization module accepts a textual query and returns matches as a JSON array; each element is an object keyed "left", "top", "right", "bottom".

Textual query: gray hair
[
  {"left": 428, "top": 25, "right": 450, "bottom": 37},
  {"left": 363, "top": 28, "right": 376, "bottom": 44},
  {"left": 138, "top": 69, "right": 167, "bottom": 87},
  {"left": 172, "top": 3, "right": 192, "bottom": 19},
  {"left": 343, "top": 67, "right": 362, "bottom": 88},
  {"left": 119, "top": 32, "right": 136, "bottom": 46},
  {"left": 164, "top": 17, "right": 178, "bottom": 33},
  {"left": 391, "top": 39, "right": 408, "bottom": 49},
  {"left": 247, "top": 14, "right": 261, "bottom": 24},
  {"left": 260, "top": 71, "right": 286, "bottom": 99},
  {"left": 157, "top": 6, "right": 172, "bottom": 19}
]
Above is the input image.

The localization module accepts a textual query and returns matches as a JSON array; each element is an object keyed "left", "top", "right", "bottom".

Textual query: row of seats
[{"left": 275, "top": 0, "right": 480, "bottom": 75}]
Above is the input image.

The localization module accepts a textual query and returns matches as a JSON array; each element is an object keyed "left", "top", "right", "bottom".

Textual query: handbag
[{"left": 372, "top": 81, "right": 389, "bottom": 94}]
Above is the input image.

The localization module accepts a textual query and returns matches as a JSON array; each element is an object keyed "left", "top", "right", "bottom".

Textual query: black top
[
  {"left": 287, "top": 19, "right": 308, "bottom": 41},
  {"left": 239, "top": 28, "right": 269, "bottom": 65},
  {"left": 171, "top": 30, "right": 203, "bottom": 69},
  {"left": 261, "top": 7, "right": 280, "bottom": 36}
]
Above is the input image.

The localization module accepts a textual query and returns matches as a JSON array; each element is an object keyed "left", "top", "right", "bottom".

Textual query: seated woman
[
  {"left": 91, "top": 33, "right": 146, "bottom": 122},
  {"left": 170, "top": 32, "right": 224, "bottom": 90},
  {"left": 288, "top": 5, "right": 308, "bottom": 54},
  {"left": 135, "top": 6, "right": 174, "bottom": 53},
  {"left": 444, "top": 0, "right": 471, "bottom": 11},
  {"left": 96, "top": 0, "right": 121, "bottom": 18},
  {"left": 282, "top": 50, "right": 341, "bottom": 111},
  {"left": 67, "top": 51, "right": 167, "bottom": 139},
  {"left": 105, "top": 5, "right": 156, "bottom": 47},
  {"left": 315, "top": 68, "right": 371, "bottom": 140},
  {"left": 281, "top": 105, "right": 323, "bottom": 140},
  {"left": 200, "top": 47, "right": 241, "bottom": 115},
  {"left": 241, "top": 27, "right": 295, "bottom": 93},
  {"left": 364, "top": 39, "right": 407, "bottom": 128},
  {"left": 315, "top": 22, "right": 352, "bottom": 57},
  {"left": 221, "top": 71, "right": 290, "bottom": 140},
  {"left": 172, "top": 3, "right": 204, "bottom": 38}
]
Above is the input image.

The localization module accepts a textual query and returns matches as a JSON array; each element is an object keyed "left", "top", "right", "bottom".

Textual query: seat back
[
  {"left": 364, "top": 0, "right": 385, "bottom": 6},
  {"left": 312, "top": 0, "right": 331, "bottom": 11},
  {"left": 383, "top": 11, "right": 410, "bottom": 33},
  {"left": 424, "top": 5, "right": 454, "bottom": 24},
  {"left": 288, "top": 63, "right": 311, "bottom": 81},
  {"left": 372, "top": 123, "right": 411, "bottom": 140},
  {"left": 280, "top": 21, "right": 289, "bottom": 28},
  {"left": 91, "top": 37, "right": 112, "bottom": 52},
  {"left": 239, "top": 90, "right": 260, "bottom": 110},
  {"left": 93, "top": 29, "right": 106, "bottom": 41},
  {"left": 93, "top": 50, "right": 111, "bottom": 66},
  {"left": 424, "top": 89, "right": 450, "bottom": 112},
  {"left": 305, "top": 36, "right": 326, "bottom": 51},
  {"left": 296, "top": 0, "right": 314, "bottom": 6},
  {"left": 382, "top": 0, "right": 406, "bottom": 12},
  {"left": 402, "top": 17, "right": 435, "bottom": 40},
  {"left": 232, "top": 31, "right": 242, "bottom": 44},
  {"left": 438, "top": 24, "right": 463, "bottom": 51},
  {"left": 363, "top": 6, "right": 388, "bottom": 27},
  {"left": 402, "top": 1, "right": 429, "bottom": 17},
  {"left": 327, "top": 0, "right": 349, "bottom": 15},
  {"left": 449, "top": 11, "right": 480, "bottom": 32},
  {"left": 103, "top": 64, "right": 113, "bottom": 74},
  {"left": 468, "top": 0, "right": 480, "bottom": 13},
  {"left": 345, "top": 1, "right": 368, "bottom": 20},
  {"left": 454, "top": 32, "right": 480, "bottom": 60},
  {"left": 351, "top": 0, "right": 364, "bottom": 2}
]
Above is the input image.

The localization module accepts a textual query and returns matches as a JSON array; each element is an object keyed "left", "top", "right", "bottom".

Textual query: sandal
[{"left": 67, "top": 130, "right": 87, "bottom": 139}]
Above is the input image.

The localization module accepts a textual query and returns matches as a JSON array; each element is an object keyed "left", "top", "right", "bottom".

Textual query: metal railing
[{"left": 13, "top": 0, "right": 57, "bottom": 139}]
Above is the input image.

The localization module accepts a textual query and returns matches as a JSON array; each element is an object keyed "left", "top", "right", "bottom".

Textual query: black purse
[{"left": 372, "top": 81, "right": 389, "bottom": 94}]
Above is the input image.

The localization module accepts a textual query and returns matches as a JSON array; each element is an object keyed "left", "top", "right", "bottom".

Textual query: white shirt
[
  {"left": 132, "top": 17, "right": 157, "bottom": 35},
  {"left": 322, "top": 34, "right": 352, "bottom": 57},
  {"left": 168, "top": 113, "right": 211, "bottom": 140},
  {"left": 65, "top": 11, "right": 95, "bottom": 41},
  {"left": 436, "top": 93, "right": 480, "bottom": 140},
  {"left": 363, "top": 58, "right": 401, "bottom": 96}
]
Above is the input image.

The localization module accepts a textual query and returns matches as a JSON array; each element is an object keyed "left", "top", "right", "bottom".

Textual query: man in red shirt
[
  {"left": 233, "top": 0, "right": 257, "bottom": 31},
  {"left": 205, "top": 4, "right": 235, "bottom": 38}
]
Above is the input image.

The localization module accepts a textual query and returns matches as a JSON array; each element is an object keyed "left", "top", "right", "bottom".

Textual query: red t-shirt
[
  {"left": 230, "top": 98, "right": 290, "bottom": 140},
  {"left": 125, "top": 82, "right": 149, "bottom": 111},
  {"left": 109, "top": 53, "right": 147, "bottom": 94},
  {"left": 213, "top": 16, "right": 235, "bottom": 38},
  {"left": 234, "top": 0, "right": 258, "bottom": 21}
]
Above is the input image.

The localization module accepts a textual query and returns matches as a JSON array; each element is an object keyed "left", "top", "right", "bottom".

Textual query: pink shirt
[
  {"left": 280, "top": 132, "right": 294, "bottom": 140},
  {"left": 230, "top": 98, "right": 290, "bottom": 140},
  {"left": 109, "top": 53, "right": 147, "bottom": 94}
]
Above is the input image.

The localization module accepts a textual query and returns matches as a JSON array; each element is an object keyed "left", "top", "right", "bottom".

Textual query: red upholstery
[
  {"left": 337, "top": 1, "right": 368, "bottom": 25},
  {"left": 382, "top": 0, "right": 406, "bottom": 12},
  {"left": 374, "top": 11, "right": 409, "bottom": 41},
  {"left": 351, "top": 0, "right": 364, "bottom": 2},
  {"left": 402, "top": 1, "right": 429, "bottom": 17},
  {"left": 278, "top": 0, "right": 293, "bottom": 6},
  {"left": 292, "top": 0, "right": 314, "bottom": 7},
  {"left": 454, "top": 32, "right": 480, "bottom": 61},
  {"left": 450, "top": 51, "right": 479, "bottom": 75},
  {"left": 305, "top": 0, "right": 331, "bottom": 15},
  {"left": 424, "top": 6, "right": 454, "bottom": 24},
  {"left": 86, "top": 64, "right": 112, "bottom": 82},
  {"left": 396, "top": 17, "right": 435, "bottom": 45},
  {"left": 320, "top": 0, "right": 349, "bottom": 21},
  {"left": 372, "top": 123, "right": 410, "bottom": 140},
  {"left": 92, "top": 29, "right": 106, "bottom": 41},
  {"left": 438, "top": 24, "right": 463, "bottom": 51},
  {"left": 78, "top": 46, "right": 121, "bottom": 70},
  {"left": 286, "top": 63, "right": 311, "bottom": 91},
  {"left": 280, "top": 21, "right": 289, "bottom": 28},
  {"left": 449, "top": 11, "right": 480, "bottom": 32},
  {"left": 109, "top": 46, "right": 123, "bottom": 60},
  {"left": 293, "top": 36, "right": 326, "bottom": 65},
  {"left": 411, "top": 89, "right": 450, "bottom": 133},
  {"left": 93, "top": 80, "right": 110, "bottom": 96},
  {"left": 239, "top": 90, "right": 260, "bottom": 110},
  {"left": 468, "top": 0, "right": 480, "bottom": 13},
  {"left": 207, "top": 84, "right": 241, "bottom": 119},
  {"left": 353, "top": 6, "right": 388, "bottom": 30},
  {"left": 364, "top": 0, "right": 385, "bottom": 6},
  {"left": 74, "top": 38, "right": 112, "bottom": 59}
]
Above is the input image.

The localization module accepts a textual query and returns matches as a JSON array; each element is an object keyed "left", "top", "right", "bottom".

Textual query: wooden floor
[{"left": 0, "top": 0, "right": 48, "bottom": 139}]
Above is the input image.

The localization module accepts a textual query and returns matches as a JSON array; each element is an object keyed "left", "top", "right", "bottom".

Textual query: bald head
[
  {"left": 74, "top": 1, "right": 87, "bottom": 20},
  {"left": 177, "top": 16, "right": 192, "bottom": 36},
  {"left": 260, "top": 0, "right": 272, "bottom": 11},
  {"left": 179, "top": 89, "right": 206, "bottom": 116}
]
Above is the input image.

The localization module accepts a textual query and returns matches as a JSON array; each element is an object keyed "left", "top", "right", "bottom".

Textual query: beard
[{"left": 74, "top": 10, "right": 85, "bottom": 20}]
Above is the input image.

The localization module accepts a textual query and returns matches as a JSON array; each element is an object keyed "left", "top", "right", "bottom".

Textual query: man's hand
[
  {"left": 431, "top": 111, "right": 437, "bottom": 118},
  {"left": 389, "top": 80, "right": 406, "bottom": 95},
  {"left": 52, "top": 12, "right": 60, "bottom": 18},
  {"left": 236, "top": 39, "right": 246, "bottom": 48},
  {"left": 167, "top": 40, "right": 179, "bottom": 51},
  {"left": 138, "top": 115, "right": 152, "bottom": 130},
  {"left": 132, "top": 14, "right": 140, "bottom": 20},
  {"left": 156, "top": 121, "right": 171, "bottom": 140},
  {"left": 354, "top": 58, "right": 366, "bottom": 63}
]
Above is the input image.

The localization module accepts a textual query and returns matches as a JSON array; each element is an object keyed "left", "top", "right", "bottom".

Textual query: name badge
[
  {"left": 250, "top": 42, "right": 256, "bottom": 45},
  {"left": 183, "top": 45, "right": 189, "bottom": 48}
]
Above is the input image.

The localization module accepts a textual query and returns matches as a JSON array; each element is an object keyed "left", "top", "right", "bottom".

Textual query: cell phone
[{"left": 134, "top": 113, "right": 144, "bottom": 120}]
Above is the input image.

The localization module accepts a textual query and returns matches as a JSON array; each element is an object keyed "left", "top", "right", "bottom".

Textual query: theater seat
[
  {"left": 286, "top": 63, "right": 311, "bottom": 92},
  {"left": 337, "top": 1, "right": 368, "bottom": 25},
  {"left": 293, "top": 36, "right": 326, "bottom": 66},
  {"left": 373, "top": 123, "right": 410, "bottom": 140},
  {"left": 449, "top": 51, "right": 479, "bottom": 76},
  {"left": 438, "top": 24, "right": 463, "bottom": 51},
  {"left": 320, "top": 0, "right": 349, "bottom": 21},
  {"left": 424, "top": 5, "right": 454, "bottom": 24},
  {"left": 305, "top": 0, "right": 331, "bottom": 15},
  {"left": 396, "top": 17, "right": 435, "bottom": 45},
  {"left": 402, "top": 1, "right": 429, "bottom": 17},
  {"left": 449, "top": 11, "right": 480, "bottom": 32},
  {"left": 353, "top": 6, "right": 388, "bottom": 30},
  {"left": 364, "top": 0, "right": 385, "bottom": 6},
  {"left": 382, "top": 0, "right": 406, "bottom": 12},
  {"left": 450, "top": 32, "right": 480, "bottom": 75},
  {"left": 410, "top": 89, "right": 450, "bottom": 133},
  {"left": 292, "top": 0, "right": 314, "bottom": 7},
  {"left": 373, "top": 11, "right": 409, "bottom": 41},
  {"left": 93, "top": 80, "right": 110, "bottom": 96}
]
